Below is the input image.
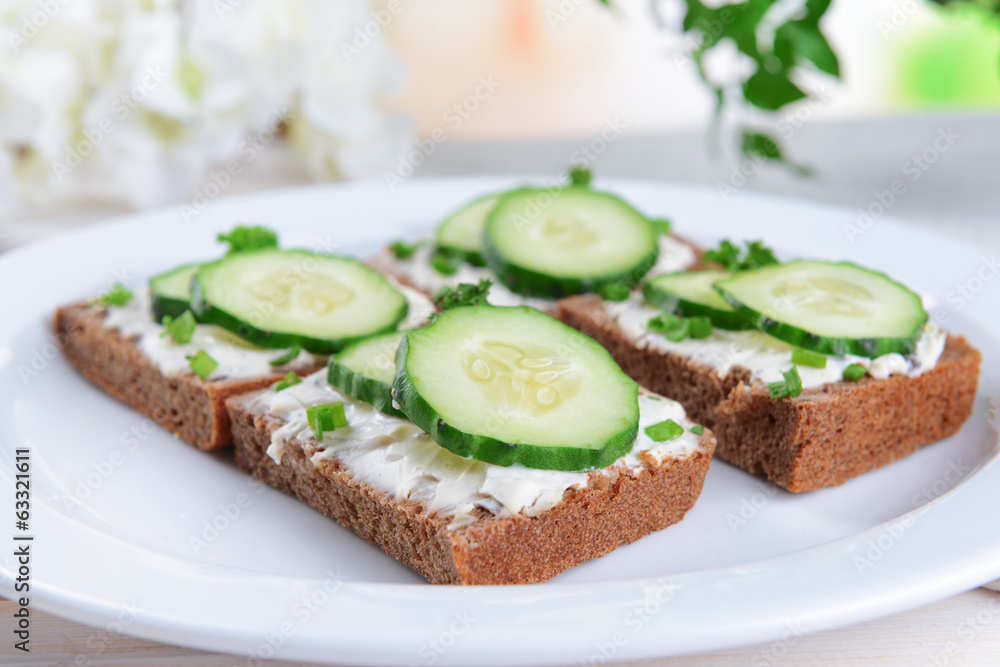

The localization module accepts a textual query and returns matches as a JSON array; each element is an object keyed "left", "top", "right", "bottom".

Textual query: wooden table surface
[{"left": 2, "top": 113, "right": 998, "bottom": 666}]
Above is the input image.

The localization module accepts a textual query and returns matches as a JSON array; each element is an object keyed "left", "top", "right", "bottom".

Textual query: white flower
[{"left": 0, "top": 0, "right": 413, "bottom": 209}]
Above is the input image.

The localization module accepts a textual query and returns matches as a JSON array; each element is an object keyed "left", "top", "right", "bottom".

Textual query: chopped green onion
[
  {"left": 90, "top": 282, "right": 133, "bottom": 307},
  {"left": 768, "top": 380, "right": 790, "bottom": 399},
  {"left": 186, "top": 350, "right": 218, "bottom": 379},
  {"left": 651, "top": 217, "right": 672, "bottom": 236},
  {"left": 161, "top": 310, "right": 196, "bottom": 345},
  {"left": 791, "top": 348, "right": 827, "bottom": 369},
  {"left": 690, "top": 425, "right": 704, "bottom": 435},
  {"left": 646, "top": 395, "right": 662, "bottom": 401},
  {"left": 783, "top": 365, "right": 803, "bottom": 397},
  {"left": 306, "top": 401, "right": 348, "bottom": 439},
  {"left": 664, "top": 319, "right": 690, "bottom": 342},
  {"left": 218, "top": 225, "right": 278, "bottom": 254},
  {"left": 599, "top": 282, "right": 631, "bottom": 302},
  {"left": 647, "top": 313, "right": 682, "bottom": 334},
  {"left": 273, "top": 371, "right": 301, "bottom": 392},
  {"left": 645, "top": 418, "right": 685, "bottom": 442},
  {"left": 269, "top": 346, "right": 302, "bottom": 366},
  {"left": 431, "top": 252, "right": 459, "bottom": 276},
  {"left": 687, "top": 316, "right": 713, "bottom": 339},
  {"left": 390, "top": 240, "right": 420, "bottom": 259},
  {"left": 568, "top": 166, "right": 592, "bottom": 187},
  {"left": 843, "top": 364, "right": 867, "bottom": 382}
]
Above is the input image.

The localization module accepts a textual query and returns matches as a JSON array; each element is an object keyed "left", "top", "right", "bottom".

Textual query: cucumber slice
[
  {"left": 393, "top": 305, "right": 639, "bottom": 471},
  {"left": 483, "top": 187, "right": 659, "bottom": 298},
  {"left": 191, "top": 249, "right": 408, "bottom": 353},
  {"left": 434, "top": 194, "right": 499, "bottom": 266},
  {"left": 643, "top": 270, "right": 752, "bottom": 331},
  {"left": 328, "top": 331, "right": 406, "bottom": 418},
  {"left": 715, "top": 260, "right": 928, "bottom": 356},
  {"left": 150, "top": 263, "right": 200, "bottom": 321}
]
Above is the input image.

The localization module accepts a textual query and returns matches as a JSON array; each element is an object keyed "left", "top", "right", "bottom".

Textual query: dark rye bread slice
[
  {"left": 226, "top": 393, "right": 715, "bottom": 585},
  {"left": 54, "top": 302, "right": 324, "bottom": 451},
  {"left": 557, "top": 295, "right": 982, "bottom": 493}
]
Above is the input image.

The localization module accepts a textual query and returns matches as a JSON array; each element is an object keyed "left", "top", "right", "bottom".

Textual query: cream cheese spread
[
  {"left": 380, "top": 234, "right": 698, "bottom": 310},
  {"left": 264, "top": 371, "right": 706, "bottom": 528},
  {"left": 609, "top": 295, "right": 947, "bottom": 389},
  {"left": 101, "top": 284, "right": 434, "bottom": 381}
]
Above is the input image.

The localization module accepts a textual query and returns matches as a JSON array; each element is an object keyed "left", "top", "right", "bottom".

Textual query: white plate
[{"left": 1, "top": 178, "right": 998, "bottom": 666}]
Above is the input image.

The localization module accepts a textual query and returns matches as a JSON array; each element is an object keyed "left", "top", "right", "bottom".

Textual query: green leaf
[
  {"left": 743, "top": 69, "right": 807, "bottom": 111},
  {"left": 90, "top": 282, "right": 133, "bottom": 308},
  {"left": 433, "top": 279, "right": 493, "bottom": 312},
  {"left": 390, "top": 239, "right": 421, "bottom": 259},
  {"left": 775, "top": 22, "right": 840, "bottom": 76},
  {"left": 218, "top": 225, "right": 278, "bottom": 254},
  {"left": 741, "top": 131, "right": 811, "bottom": 175},
  {"left": 644, "top": 418, "right": 685, "bottom": 443},
  {"left": 568, "top": 167, "right": 593, "bottom": 187}
]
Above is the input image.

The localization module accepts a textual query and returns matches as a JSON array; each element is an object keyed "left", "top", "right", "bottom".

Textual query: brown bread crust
[
  {"left": 228, "top": 394, "right": 715, "bottom": 585},
  {"left": 54, "top": 302, "right": 323, "bottom": 450},
  {"left": 557, "top": 295, "right": 982, "bottom": 492}
]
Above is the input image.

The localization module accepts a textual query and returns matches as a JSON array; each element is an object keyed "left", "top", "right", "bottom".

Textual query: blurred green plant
[{"left": 606, "top": 0, "right": 999, "bottom": 170}]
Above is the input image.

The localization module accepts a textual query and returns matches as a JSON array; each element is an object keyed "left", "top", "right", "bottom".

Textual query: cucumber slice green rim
[
  {"left": 191, "top": 249, "right": 408, "bottom": 354},
  {"left": 328, "top": 331, "right": 407, "bottom": 418},
  {"left": 393, "top": 305, "right": 639, "bottom": 471},
  {"left": 714, "top": 260, "right": 928, "bottom": 356},
  {"left": 434, "top": 193, "right": 500, "bottom": 267},
  {"left": 483, "top": 187, "right": 659, "bottom": 298},
  {"left": 643, "top": 270, "right": 753, "bottom": 331},
  {"left": 150, "top": 263, "right": 201, "bottom": 321}
]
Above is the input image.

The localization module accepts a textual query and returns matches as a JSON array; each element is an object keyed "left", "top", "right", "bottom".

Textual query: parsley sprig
[
  {"left": 218, "top": 225, "right": 278, "bottom": 254},
  {"left": 703, "top": 239, "right": 779, "bottom": 271}
]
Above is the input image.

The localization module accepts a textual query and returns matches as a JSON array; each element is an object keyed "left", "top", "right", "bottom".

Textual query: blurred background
[{"left": 0, "top": 0, "right": 998, "bottom": 244}]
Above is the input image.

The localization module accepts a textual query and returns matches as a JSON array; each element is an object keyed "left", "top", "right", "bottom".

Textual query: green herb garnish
[
  {"left": 686, "top": 316, "right": 713, "bottom": 339},
  {"left": 186, "top": 350, "right": 218, "bottom": 379},
  {"left": 90, "top": 283, "right": 133, "bottom": 307},
  {"left": 791, "top": 348, "right": 827, "bottom": 369},
  {"left": 431, "top": 252, "right": 459, "bottom": 276},
  {"left": 390, "top": 240, "right": 420, "bottom": 259},
  {"left": 664, "top": 319, "right": 690, "bottom": 342},
  {"left": 647, "top": 313, "right": 682, "bottom": 334},
  {"left": 218, "top": 225, "right": 278, "bottom": 254},
  {"left": 768, "top": 365, "right": 804, "bottom": 399},
  {"left": 568, "top": 166, "right": 592, "bottom": 187},
  {"left": 651, "top": 217, "right": 672, "bottom": 236},
  {"left": 273, "top": 371, "right": 301, "bottom": 392},
  {"left": 645, "top": 418, "right": 685, "bottom": 443},
  {"left": 843, "top": 364, "right": 867, "bottom": 382},
  {"left": 599, "top": 282, "right": 631, "bottom": 302},
  {"left": 690, "top": 425, "right": 704, "bottom": 435},
  {"left": 306, "top": 401, "right": 348, "bottom": 439},
  {"left": 161, "top": 310, "right": 196, "bottom": 345},
  {"left": 704, "top": 239, "right": 779, "bottom": 271},
  {"left": 434, "top": 279, "right": 492, "bottom": 313},
  {"left": 269, "top": 346, "right": 302, "bottom": 366},
  {"left": 783, "top": 365, "right": 803, "bottom": 397}
]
